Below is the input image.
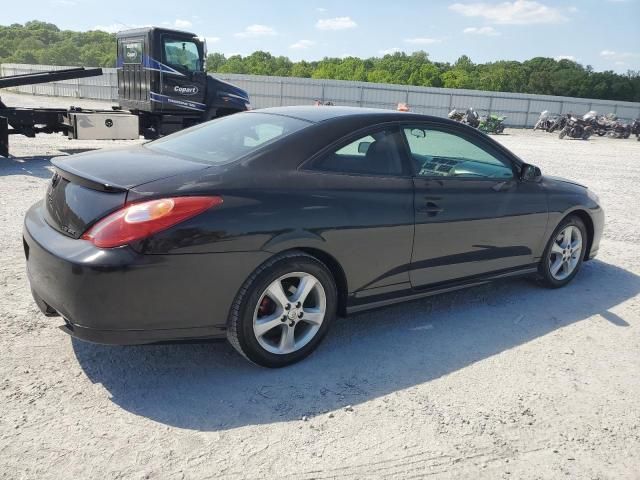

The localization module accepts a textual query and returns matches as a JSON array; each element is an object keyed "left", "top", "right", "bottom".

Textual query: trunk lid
[{"left": 44, "top": 145, "right": 210, "bottom": 239}]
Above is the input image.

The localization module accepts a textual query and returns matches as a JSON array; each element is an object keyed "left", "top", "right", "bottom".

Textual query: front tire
[
  {"left": 227, "top": 251, "right": 337, "bottom": 367},
  {"left": 538, "top": 216, "right": 587, "bottom": 288}
]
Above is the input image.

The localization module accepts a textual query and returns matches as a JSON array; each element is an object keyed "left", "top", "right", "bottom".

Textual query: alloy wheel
[
  {"left": 252, "top": 272, "right": 327, "bottom": 355},
  {"left": 548, "top": 225, "right": 583, "bottom": 281}
]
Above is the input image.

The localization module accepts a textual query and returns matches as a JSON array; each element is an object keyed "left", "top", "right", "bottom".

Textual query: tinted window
[
  {"left": 163, "top": 38, "right": 201, "bottom": 72},
  {"left": 146, "top": 112, "right": 311, "bottom": 165},
  {"left": 313, "top": 129, "right": 405, "bottom": 176},
  {"left": 403, "top": 127, "right": 513, "bottom": 179}
]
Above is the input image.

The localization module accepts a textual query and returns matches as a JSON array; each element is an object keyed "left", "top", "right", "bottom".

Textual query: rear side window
[
  {"left": 146, "top": 112, "right": 311, "bottom": 165},
  {"left": 312, "top": 128, "right": 406, "bottom": 176}
]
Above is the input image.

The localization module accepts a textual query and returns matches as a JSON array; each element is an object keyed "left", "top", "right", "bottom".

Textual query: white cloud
[
  {"left": 316, "top": 16, "right": 357, "bottom": 30},
  {"left": 316, "top": 7, "right": 327, "bottom": 12},
  {"left": 289, "top": 39, "right": 316, "bottom": 50},
  {"left": 463, "top": 26, "right": 500, "bottom": 36},
  {"left": 554, "top": 55, "right": 576, "bottom": 61},
  {"left": 600, "top": 50, "right": 638, "bottom": 59},
  {"left": 404, "top": 37, "right": 442, "bottom": 44},
  {"left": 449, "top": 0, "right": 567, "bottom": 24},
  {"left": 234, "top": 24, "right": 277, "bottom": 38},
  {"left": 379, "top": 47, "right": 402, "bottom": 55},
  {"left": 174, "top": 19, "right": 192, "bottom": 28},
  {"left": 204, "top": 37, "right": 220, "bottom": 45}
]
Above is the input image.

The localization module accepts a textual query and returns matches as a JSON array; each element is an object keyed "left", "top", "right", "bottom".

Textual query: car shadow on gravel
[
  {"left": 0, "top": 156, "right": 55, "bottom": 179},
  {"left": 72, "top": 259, "right": 639, "bottom": 432}
]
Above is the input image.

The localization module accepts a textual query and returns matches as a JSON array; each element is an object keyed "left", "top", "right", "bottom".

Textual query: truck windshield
[
  {"left": 146, "top": 112, "right": 312, "bottom": 165},
  {"left": 163, "top": 38, "right": 201, "bottom": 72}
]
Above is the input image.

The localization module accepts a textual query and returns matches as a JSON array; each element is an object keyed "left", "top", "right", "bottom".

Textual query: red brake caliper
[{"left": 258, "top": 297, "right": 274, "bottom": 317}]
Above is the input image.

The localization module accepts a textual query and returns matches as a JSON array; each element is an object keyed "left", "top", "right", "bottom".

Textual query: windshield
[{"left": 146, "top": 112, "right": 312, "bottom": 165}]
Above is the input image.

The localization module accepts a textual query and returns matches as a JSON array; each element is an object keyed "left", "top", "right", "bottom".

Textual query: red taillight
[{"left": 82, "top": 196, "right": 223, "bottom": 248}]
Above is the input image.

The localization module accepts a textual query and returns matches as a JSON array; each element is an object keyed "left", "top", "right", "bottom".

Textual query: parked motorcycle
[
  {"left": 548, "top": 114, "right": 568, "bottom": 133},
  {"left": 448, "top": 108, "right": 480, "bottom": 128},
  {"left": 448, "top": 109, "right": 465, "bottom": 122},
  {"left": 559, "top": 113, "right": 593, "bottom": 140},
  {"left": 605, "top": 114, "right": 631, "bottom": 139},
  {"left": 631, "top": 118, "right": 640, "bottom": 141},
  {"left": 581, "top": 111, "right": 608, "bottom": 136},
  {"left": 533, "top": 111, "right": 553, "bottom": 131},
  {"left": 464, "top": 108, "right": 480, "bottom": 128},
  {"left": 479, "top": 114, "right": 506, "bottom": 134}
]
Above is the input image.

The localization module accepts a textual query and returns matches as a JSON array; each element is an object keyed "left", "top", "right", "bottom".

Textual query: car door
[
  {"left": 401, "top": 123, "right": 548, "bottom": 288},
  {"left": 302, "top": 126, "right": 415, "bottom": 303},
  {"left": 159, "top": 34, "right": 207, "bottom": 111}
]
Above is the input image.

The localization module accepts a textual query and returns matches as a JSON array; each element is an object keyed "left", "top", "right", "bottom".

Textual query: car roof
[{"left": 251, "top": 106, "right": 446, "bottom": 124}]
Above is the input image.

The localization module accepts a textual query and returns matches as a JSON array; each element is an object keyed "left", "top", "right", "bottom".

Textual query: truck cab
[{"left": 116, "top": 27, "right": 250, "bottom": 138}]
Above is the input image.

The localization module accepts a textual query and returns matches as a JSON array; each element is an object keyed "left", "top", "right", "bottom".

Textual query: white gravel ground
[{"left": 1, "top": 92, "right": 640, "bottom": 479}]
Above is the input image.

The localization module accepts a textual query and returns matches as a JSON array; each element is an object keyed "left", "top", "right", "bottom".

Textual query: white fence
[{"left": 2, "top": 63, "right": 640, "bottom": 127}]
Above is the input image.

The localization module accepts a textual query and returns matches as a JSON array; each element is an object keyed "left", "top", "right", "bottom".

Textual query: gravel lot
[{"left": 1, "top": 92, "right": 639, "bottom": 479}]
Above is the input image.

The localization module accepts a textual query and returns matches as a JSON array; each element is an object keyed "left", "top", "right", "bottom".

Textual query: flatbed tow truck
[{"left": 0, "top": 26, "right": 251, "bottom": 157}]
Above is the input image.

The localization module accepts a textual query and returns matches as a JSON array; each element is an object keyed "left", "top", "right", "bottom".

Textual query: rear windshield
[{"left": 146, "top": 112, "right": 311, "bottom": 165}]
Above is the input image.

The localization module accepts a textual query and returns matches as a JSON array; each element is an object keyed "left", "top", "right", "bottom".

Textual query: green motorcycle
[{"left": 479, "top": 114, "right": 506, "bottom": 134}]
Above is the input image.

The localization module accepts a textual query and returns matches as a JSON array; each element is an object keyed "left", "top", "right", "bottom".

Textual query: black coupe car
[{"left": 24, "top": 107, "right": 604, "bottom": 367}]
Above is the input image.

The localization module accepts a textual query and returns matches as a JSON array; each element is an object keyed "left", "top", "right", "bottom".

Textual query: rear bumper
[{"left": 24, "top": 201, "right": 270, "bottom": 344}]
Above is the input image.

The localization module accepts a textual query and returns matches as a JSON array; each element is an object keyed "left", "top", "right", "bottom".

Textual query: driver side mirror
[{"left": 521, "top": 163, "right": 542, "bottom": 182}]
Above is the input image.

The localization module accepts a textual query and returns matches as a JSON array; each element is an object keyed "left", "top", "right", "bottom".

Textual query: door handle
[{"left": 418, "top": 201, "right": 444, "bottom": 217}]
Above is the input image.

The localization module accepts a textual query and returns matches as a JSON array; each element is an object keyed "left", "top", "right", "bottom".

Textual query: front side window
[
  {"left": 146, "top": 112, "right": 311, "bottom": 165},
  {"left": 163, "top": 38, "right": 201, "bottom": 72},
  {"left": 403, "top": 127, "right": 513, "bottom": 179},
  {"left": 313, "top": 129, "right": 405, "bottom": 176}
]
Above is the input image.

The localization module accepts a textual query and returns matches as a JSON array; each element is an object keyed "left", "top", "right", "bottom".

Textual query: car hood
[
  {"left": 544, "top": 175, "right": 588, "bottom": 190},
  {"left": 51, "top": 145, "right": 210, "bottom": 190}
]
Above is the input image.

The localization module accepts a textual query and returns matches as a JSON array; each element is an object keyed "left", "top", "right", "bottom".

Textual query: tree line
[
  {"left": 1, "top": 21, "right": 639, "bottom": 102},
  {"left": 208, "top": 51, "right": 640, "bottom": 103}
]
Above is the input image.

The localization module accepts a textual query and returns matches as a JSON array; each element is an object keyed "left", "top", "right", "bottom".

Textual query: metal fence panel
[
  {"left": 617, "top": 105, "right": 639, "bottom": 119},
  {"left": 2, "top": 63, "right": 639, "bottom": 127}
]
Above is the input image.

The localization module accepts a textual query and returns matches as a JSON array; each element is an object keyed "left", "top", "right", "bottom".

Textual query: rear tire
[
  {"left": 227, "top": 251, "right": 337, "bottom": 367},
  {"left": 538, "top": 215, "right": 587, "bottom": 288}
]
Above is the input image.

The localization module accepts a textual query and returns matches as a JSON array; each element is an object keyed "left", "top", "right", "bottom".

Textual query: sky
[{"left": 3, "top": 0, "right": 640, "bottom": 72}]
